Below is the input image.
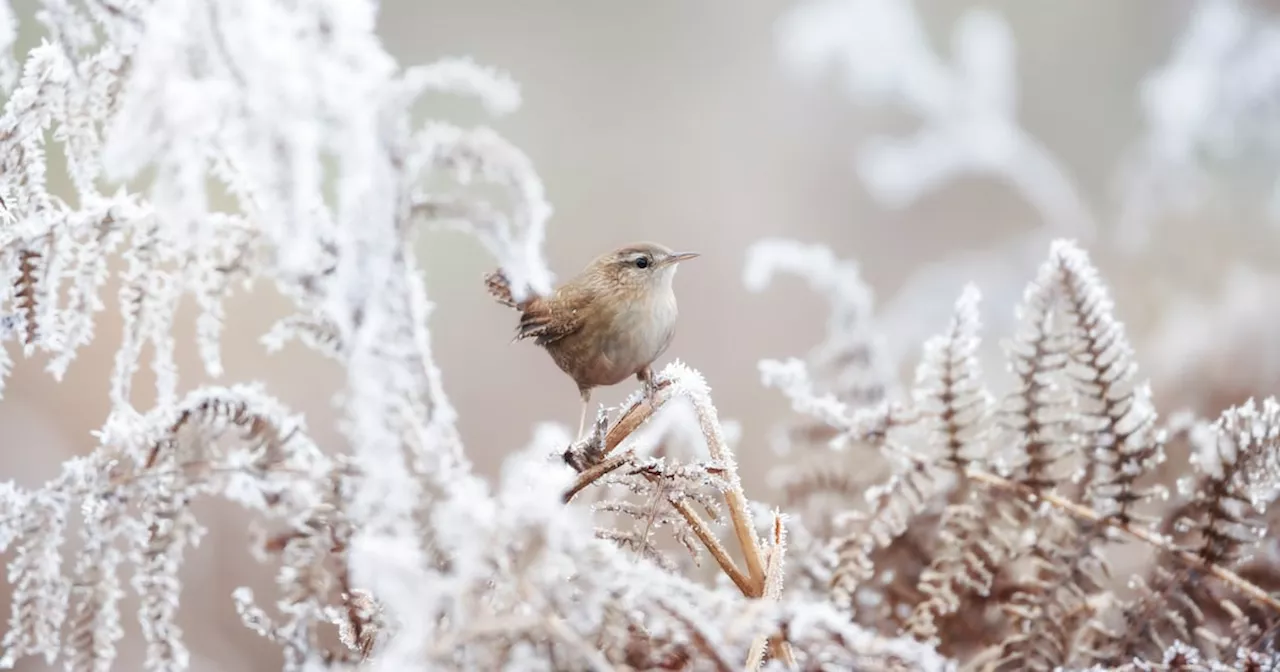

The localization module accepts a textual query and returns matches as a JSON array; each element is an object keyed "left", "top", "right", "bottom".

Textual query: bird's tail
[{"left": 483, "top": 269, "right": 520, "bottom": 308}]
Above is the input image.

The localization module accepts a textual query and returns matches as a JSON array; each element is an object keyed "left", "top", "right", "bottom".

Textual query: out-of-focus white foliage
[
  {"left": 773, "top": 0, "right": 1280, "bottom": 394},
  {"left": 775, "top": 0, "right": 1094, "bottom": 237},
  {"left": 0, "top": 1, "right": 14, "bottom": 92},
  {"left": 744, "top": 237, "right": 897, "bottom": 416},
  {"left": 774, "top": 0, "right": 1100, "bottom": 368},
  {"left": 1117, "top": 0, "right": 1280, "bottom": 248},
  {"left": 1147, "top": 265, "right": 1280, "bottom": 408}
]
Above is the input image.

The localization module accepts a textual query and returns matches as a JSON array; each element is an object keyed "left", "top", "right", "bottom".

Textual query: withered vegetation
[
  {"left": 1, "top": 3, "right": 1280, "bottom": 671},
  {"left": 762, "top": 238, "right": 1280, "bottom": 671}
]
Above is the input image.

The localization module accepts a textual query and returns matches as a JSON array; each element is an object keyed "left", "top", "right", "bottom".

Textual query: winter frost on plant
[
  {"left": 0, "top": 1, "right": 945, "bottom": 670},
  {"left": 1, "top": 1, "right": 1280, "bottom": 671}
]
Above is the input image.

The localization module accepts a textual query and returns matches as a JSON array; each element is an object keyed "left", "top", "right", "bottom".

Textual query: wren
[{"left": 484, "top": 242, "right": 699, "bottom": 440}]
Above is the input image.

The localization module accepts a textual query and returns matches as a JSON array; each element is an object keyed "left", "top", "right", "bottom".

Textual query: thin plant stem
[{"left": 563, "top": 450, "right": 634, "bottom": 503}]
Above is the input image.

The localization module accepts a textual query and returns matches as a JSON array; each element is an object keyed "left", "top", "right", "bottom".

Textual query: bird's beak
[{"left": 662, "top": 252, "right": 700, "bottom": 266}]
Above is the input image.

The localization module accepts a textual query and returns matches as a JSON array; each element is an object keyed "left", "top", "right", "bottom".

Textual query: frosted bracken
[
  {"left": 747, "top": 239, "right": 1280, "bottom": 668},
  {"left": 0, "top": 2, "right": 1278, "bottom": 671}
]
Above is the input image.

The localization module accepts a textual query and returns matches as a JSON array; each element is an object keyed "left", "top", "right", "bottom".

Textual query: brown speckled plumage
[{"left": 484, "top": 242, "right": 699, "bottom": 438}]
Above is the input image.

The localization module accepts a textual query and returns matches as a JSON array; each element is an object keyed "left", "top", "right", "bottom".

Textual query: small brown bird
[{"left": 484, "top": 242, "right": 699, "bottom": 440}]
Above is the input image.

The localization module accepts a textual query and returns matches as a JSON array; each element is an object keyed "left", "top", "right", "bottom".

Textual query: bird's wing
[
  {"left": 516, "top": 287, "right": 590, "bottom": 346},
  {"left": 486, "top": 269, "right": 587, "bottom": 345}
]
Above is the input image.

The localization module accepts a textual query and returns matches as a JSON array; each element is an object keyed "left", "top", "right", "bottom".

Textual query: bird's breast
[{"left": 570, "top": 289, "right": 679, "bottom": 387}]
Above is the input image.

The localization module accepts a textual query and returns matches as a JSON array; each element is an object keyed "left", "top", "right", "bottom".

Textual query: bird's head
[{"left": 588, "top": 242, "right": 700, "bottom": 293}]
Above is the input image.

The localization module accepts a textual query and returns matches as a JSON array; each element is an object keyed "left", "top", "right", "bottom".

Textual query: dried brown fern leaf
[
  {"left": 956, "top": 463, "right": 1280, "bottom": 669},
  {"left": 766, "top": 402, "right": 907, "bottom": 556},
  {"left": 142, "top": 384, "right": 308, "bottom": 469},
  {"left": 594, "top": 603, "right": 698, "bottom": 671},
  {"left": 1184, "top": 399, "right": 1280, "bottom": 570},
  {"left": 43, "top": 202, "right": 134, "bottom": 380},
  {"left": 331, "top": 589, "right": 383, "bottom": 662},
  {"left": 911, "top": 284, "right": 992, "bottom": 476},
  {"left": 769, "top": 600, "right": 954, "bottom": 671},
  {"left": 595, "top": 526, "right": 681, "bottom": 572},
  {"left": 995, "top": 253, "right": 1077, "bottom": 494},
  {"left": 322, "top": 461, "right": 383, "bottom": 664},
  {"left": 1096, "top": 398, "right": 1280, "bottom": 663},
  {"left": 583, "top": 440, "right": 729, "bottom": 571},
  {"left": 855, "top": 510, "right": 946, "bottom": 633},
  {"left": 993, "top": 511, "right": 1109, "bottom": 671},
  {"left": 1133, "top": 639, "right": 1280, "bottom": 671},
  {"left": 747, "top": 240, "right": 911, "bottom": 594},
  {"left": 904, "top": 277, "right": 1069, "bottom": 647},
  {"left": 763, "top": 288, "right": 997, "bottom": 634},
  {"left": 1223, "top": 540, "right": 1280, "bottom": 649},
  {"left": 829, "top": 447, "right": 946, "bottom": 613},
  {"left": 0, "top": 398, "right": 329, "bottom": 671},
  {"left": 762, "top": 239, "right": 1280, "bottom": 670},
  {"left": 262, "top": 313, "right": 345, "bottom": 361},
  {"left": 0, "top": 492, "right": 71, "bottom": 667},
  {"left": 131, "top": 484, "right": 199, "bottom": 670},
  {"left": 13, "top": 245, "right": 41, "bottom": 349},
  {"left": 1096, "top": 564, "right": 1213, "bottom": 667},
  {"left": 776, "top": 457, "right": 873, "bottom": 510},
  {"left": 907, "top": 491, "right": 1024, "bottom": 648},
  {"left": 969, "top": 244, "right": 1270, "bottom": 670},
  {"left": 772, "top": 454, "right": 890, "bottom": 547},
  {"left": 62, "top": 497, "right": 128, "bottom": 672},
  {"left": 895, "top": 287, "right": 1028, "bottom": 651},
  {"left": 1050, "top": 240, "right": 1165, "bottom": 526},
  {"left": 592, "top": 459, "right": 728, "bottom": 573},
  {"left": 70, "top": 389, "right": 348, "bottom": 667},
  {"left": 934, "top": 256, "right": 1130, "bottom": 664},
  {"left": 760, "top": 356, "right": 920, "bottom": 603},
  {"left": 109, "top": 219, "right": 183, "bottom": 408},
  {"left": 187, "top": 213, "right": 261, "bottom": 378}
]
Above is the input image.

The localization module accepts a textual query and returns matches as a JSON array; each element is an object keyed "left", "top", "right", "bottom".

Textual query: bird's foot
[
  {"left": 644, "top": 381, "right": 662, "bottom": 408},
  {"left": 637, "top": 365, "right": 664, "bottom": 408}
]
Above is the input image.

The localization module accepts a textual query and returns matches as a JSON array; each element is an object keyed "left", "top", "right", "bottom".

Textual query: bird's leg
[
  {"left": 637, "top": 365, "right": 660, "bottom": 406},
  {"left": 576, "top": 388, "right": 592, "bottom": 442}
]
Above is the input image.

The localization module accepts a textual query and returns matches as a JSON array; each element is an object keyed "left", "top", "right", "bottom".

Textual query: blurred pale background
[{"left": 5, "top": 1, "right": 1280, "bottom": 669}]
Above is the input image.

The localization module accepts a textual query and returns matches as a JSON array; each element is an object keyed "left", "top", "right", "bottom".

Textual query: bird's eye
[{"left": 634, "top": 256, "right": 650, "bottom": 269}]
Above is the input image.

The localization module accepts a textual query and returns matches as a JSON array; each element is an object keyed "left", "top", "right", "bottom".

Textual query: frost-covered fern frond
[
  {"left": 745, "top": 237, "right": 896, "bottom": 412},
  {"left": 760, "top": 238, "right": 1280, "bottom": 670},
  {"left": 0, "top": 385, "right": 333, "bottom": 671},
  {"left": 745, "top": 239, "right": 916, "bottom": 589},
  {"left": 0, "top": 1, "right": 552, "bottom": 670}
]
